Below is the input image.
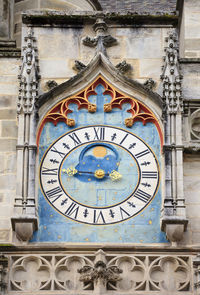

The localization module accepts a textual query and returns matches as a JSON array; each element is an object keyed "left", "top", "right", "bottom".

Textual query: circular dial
[{"left": 40, "top": 125, "right": 160, "bottom": 225}]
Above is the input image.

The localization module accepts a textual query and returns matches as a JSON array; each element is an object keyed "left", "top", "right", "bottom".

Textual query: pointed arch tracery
[{"left": 37, "top": 76, "right": 163, "bottom": 147}]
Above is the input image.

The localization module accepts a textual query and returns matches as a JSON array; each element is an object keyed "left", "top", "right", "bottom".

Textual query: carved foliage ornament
[{"left": 38, "top": 76, "right": 161, "bottom": 146}]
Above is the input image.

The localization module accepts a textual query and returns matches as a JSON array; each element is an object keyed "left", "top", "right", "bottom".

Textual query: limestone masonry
[{"left": 0, "top": 0, "right": 200, "bottom": 294}]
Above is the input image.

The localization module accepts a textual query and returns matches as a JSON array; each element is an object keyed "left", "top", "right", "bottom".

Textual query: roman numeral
[
  {"left": 65, "top": 202, "right": 79, "bottom": 219},
  {"left": 119, "top": 207, "right": 130, "bottom": 220},
  {"left": 93, "top": 127, "right": 105, "bottom": 141},
  {"left": 119, "top": 133, "right": 129, "bottom": 145},
  {"left": 93, "top": 210, "right": 105, "bottom": 224},
  {"left": 134, "top": 189, "right": 151, "bottom": 203},
  {"left": 135, "top": 149, "right": 150, "bottom": 159},
  {"left": 142, "top": 171, "right": 158, "bottom": 179},
  {"left": 68, "top": 132, "right": 81, "bottom": 146},
  {"left": 46, "top": 186, "right": 63, "bottom": 203},
  {"left": 42, "top": 167, "right": 58, "bottom": 175},
  {"left": 51, "top": 146, "right": 65, "bottom": 158}
]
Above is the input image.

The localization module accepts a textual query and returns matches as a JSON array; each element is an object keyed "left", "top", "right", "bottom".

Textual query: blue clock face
[{"left": 40, "top": 125, "right": 160, "bottom": 225}]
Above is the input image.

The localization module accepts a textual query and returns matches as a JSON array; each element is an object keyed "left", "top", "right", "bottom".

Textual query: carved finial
[
  {"left": 93, "top": 16, "right": 107, "bottom": 36},
  {"left": 82, "top": 16, "right": 117, "bottom": 57},
  {"left": 161, "top": 30, "right": 183, "bottom": 115},
  {"left": 17, "top": 27, "right": 40, "bottom": 115}
]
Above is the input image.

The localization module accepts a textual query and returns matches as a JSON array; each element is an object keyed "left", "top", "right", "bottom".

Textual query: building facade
[{"left": 0, "top": 0, "right": 200, "bottom": 294}]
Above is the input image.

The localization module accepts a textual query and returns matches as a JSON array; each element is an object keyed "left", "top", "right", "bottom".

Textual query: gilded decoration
[{"left": 40, "top": 76, "right": 160, "bottom": 144}]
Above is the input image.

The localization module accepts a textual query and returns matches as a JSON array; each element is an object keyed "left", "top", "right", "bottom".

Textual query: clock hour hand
[{"left": 62, "top": 167, "right": 122, "bottom": 181}]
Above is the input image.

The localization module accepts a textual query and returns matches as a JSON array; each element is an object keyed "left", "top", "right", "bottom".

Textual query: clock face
[{"left": 40, "top": 125, "right": 160, "bottom": 225}]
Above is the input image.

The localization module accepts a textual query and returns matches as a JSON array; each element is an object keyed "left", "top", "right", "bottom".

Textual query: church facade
[{"left": 0, "top": 0, "right": 200, "bottom": 294}]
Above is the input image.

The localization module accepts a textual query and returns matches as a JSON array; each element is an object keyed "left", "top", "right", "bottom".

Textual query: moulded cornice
[{"left": 22, "top": 11, "right": 178, "bottom": 26}]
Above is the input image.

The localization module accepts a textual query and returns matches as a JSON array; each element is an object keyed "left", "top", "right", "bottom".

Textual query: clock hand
[{"left": 62, "top": 167, "right": 122, "bottom": 181}]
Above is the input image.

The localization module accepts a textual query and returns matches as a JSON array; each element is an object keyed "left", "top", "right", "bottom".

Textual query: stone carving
[
  {"left": 8, "top": 253, "right": 192, "bottom": 293},
  {"left": 0, "top": 255, "right": 8, "bottom": 293},
  {"left": 17, "top": 27, "right": 40, "bottom": 114},
  {"left": 82, "top": 16, "right": 117, "bottom": 56},
  {"left": 74, "top": 60, "right": 86, "bottom": 72},
  {"left": 46, "top": 80, "right": 58, "bottom": 90},
  {"left": 149, "top": 256, "right": 190, "bottom": 291},
  {"left": 11, "top": 256, "right": 51, "bottom": 291},
  {"left": 115, "top": 60, "right": 131, "bottom": 74},
  {"left": 190, "top": 108, "right": 200, "bottom": 140},
  {"left": 78, "top": 261, "right": 122, "bottom": 290},
  {"left": 38, "top": 76, "right": 161, "bottom": 146},
  {"left": 161, "top": 31, "right": 183, "bottom": 115},
  {"left": 144, "top": 78, "right": 156, "bottom": 90},
  {"left": 161, "top": 31, "right": 187, "bottom": 242},
  {"left": 12, "top": 26, "right": 39, "bottom": 241},
  {"left": 109, "top": 256, "right": 145, "bottom": 291},
  {"left": 55, "top": 256, "right": 92, "bottom": 291}
]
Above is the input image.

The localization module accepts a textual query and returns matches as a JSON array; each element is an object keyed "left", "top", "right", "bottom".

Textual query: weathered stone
[
  {"left": 38, "top": 30, "right": 80, "bottom": 59},
  {"left": 40, "top": 59, "right": 74, "bottom": 78},
  {"left": 0, "top": 95, "right": 16, "bottom": 108},
  {"left": 0, "top": 230, "right": 9, "bottom": 241},
  {"left": 140, "top": 59, "right": 162, "bottom": 79},
  {"left": 0, "top": 174, "right": 16, "bottom": 190},
  {"left": 0, "top": 109, "right": 16, "bottom": 119},
  {"left": 1, "top": 120, "right": 17, "bottom": 138},
  {"left": 4, "top": 153, "right": 16, "bottom": 173},
  {"left": 0, "top": 139, "right": 17, "bottom": 151},
  {"left": 0, "top": 59, "right": 20, "bottom": 75},
  {"left": 0, "top": 83, "right": 18, "bottom": 95}
]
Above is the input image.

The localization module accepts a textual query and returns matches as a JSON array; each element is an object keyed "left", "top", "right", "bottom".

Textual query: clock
[{"left": 40, "top": 125, "right": 160, "bottom": 225}]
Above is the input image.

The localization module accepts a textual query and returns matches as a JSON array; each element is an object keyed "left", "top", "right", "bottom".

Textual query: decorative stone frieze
[
  {"left": 161, "top": 30, "right": 188, "bottom": 243},
  {"left": 12, "top": 27, "right": 39, "bottom": 241},
  {"left": 7, "top": 251, "right": 193, "bottom": 294}
]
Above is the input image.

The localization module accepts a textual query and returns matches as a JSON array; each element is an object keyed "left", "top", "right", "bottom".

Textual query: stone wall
[
  {"left": 183, "top": 155, "right": 200, "bottom": 244},
  {"left": 34, "top": 25, "right": 168, "bottom": 95},
  {"left": 0, "top": 57, "right": 19, "bottom": 242}
]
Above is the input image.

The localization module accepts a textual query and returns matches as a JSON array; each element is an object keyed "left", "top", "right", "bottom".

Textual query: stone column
[
  {"left": 11, "top": 27, "right": 39, "bottom": 241},
  {"left": 161, "top": 31, "right": 188, "bottom": 243}
]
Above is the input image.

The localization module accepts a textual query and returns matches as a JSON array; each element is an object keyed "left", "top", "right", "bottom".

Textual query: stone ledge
[
  {"left": 11, "top": 216, "right": 38, "bottom": 242},
  {"left": 0, "top": 40, "right": 21, "bottom": 58},
  {"left": 0, "top": 48, "right": 21, "bottom": 58},
  {"left": 179, "top": 58, "right": 200, "bottom": 64},
  {"left": 161, "top": 217, "right": 188, "bottom": 243},
  {"left": 22, "top": 10, "right": 178, "bottom": 26},
  {"left": 161, "top": 216, "right": 188, "bottom": 232},
  {"left": 184, "top": 144, "right": 200, "bottom": 154}
]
